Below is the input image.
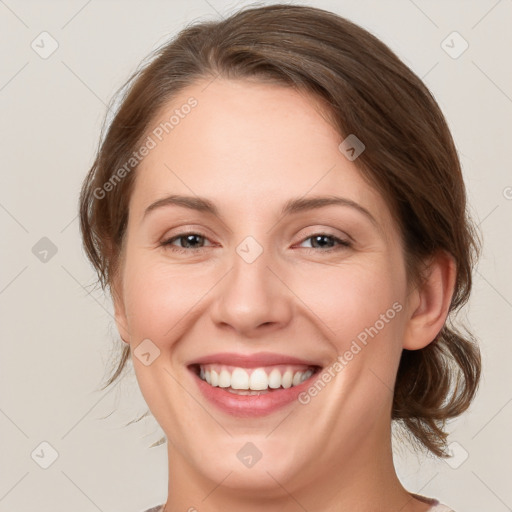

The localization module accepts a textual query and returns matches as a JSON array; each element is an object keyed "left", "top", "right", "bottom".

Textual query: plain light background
[{"left": 1, "top": 0, "right": 511, "bottom": 511}]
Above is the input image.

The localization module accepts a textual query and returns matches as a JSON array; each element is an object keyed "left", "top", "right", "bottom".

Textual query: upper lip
[{"left": 187, "top": 351, "right": 322, "bottom": 368}]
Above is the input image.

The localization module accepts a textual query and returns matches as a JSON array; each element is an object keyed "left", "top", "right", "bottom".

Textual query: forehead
[
  {"left": 139, "top": 78, "right": 343, "bottom": 179},
  {"left": 130, "top": 78, "right": 394, "bottom": 235}
]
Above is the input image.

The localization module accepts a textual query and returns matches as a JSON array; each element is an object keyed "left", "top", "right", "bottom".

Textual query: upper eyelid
[
  {"left": 162, "top": 222, "right": 350, "bottom": 238},
  {"left": 294, "top": 225, "right": 353, "bottom": 243}
]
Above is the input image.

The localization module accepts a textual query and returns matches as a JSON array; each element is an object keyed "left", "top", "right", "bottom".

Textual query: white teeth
[
  {"left": 218, "top": 369, "right": 231, "bottom": 388},
  {"left": 302, "top": 369, "right": 313, "bottom": 381},
  {"left": 230, "top": 368, "right": 250, "bottom": 390},
  {"left": 249, "top": 368, "right": 269, "bottom": 390},
  {"left": 281, "top": 370, "right": 293, "bottom": 388},
  {"left": 197, "top": 365, "right": 316, "bottom": 391},
  {"left": 292, "top": 371, "right": 303, "bottom": 386},
  {"left": 268, "top": 368, "right": 282, "bottom": 389}
]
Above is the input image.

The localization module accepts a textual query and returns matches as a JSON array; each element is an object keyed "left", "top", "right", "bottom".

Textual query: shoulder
[
  {"left": 410, "top": 492, "right": 456, "bottom": 512},
  {"left": 139, "top": 501, "right": 457, "bottom": 512}
]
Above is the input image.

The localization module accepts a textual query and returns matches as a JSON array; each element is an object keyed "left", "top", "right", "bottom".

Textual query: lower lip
[{"left": 189, "top": 367, "right": 319, "bottom": 417}]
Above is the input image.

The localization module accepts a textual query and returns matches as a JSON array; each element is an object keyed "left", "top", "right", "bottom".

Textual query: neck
[{"left": 162, "top": 416, "right": 430, "bottom": 512}]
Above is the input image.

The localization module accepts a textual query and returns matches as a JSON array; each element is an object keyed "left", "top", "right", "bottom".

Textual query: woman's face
[{"left": 114, "top": 78, "right": 415, "bottom": 493}]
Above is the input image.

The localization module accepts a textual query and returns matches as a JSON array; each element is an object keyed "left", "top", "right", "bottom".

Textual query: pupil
[
  {"left": 313, "top": 235, "right": 331, "bottom": 248},
  {"left": 184, "top": 234, "right": 202, "bottom": 248}
]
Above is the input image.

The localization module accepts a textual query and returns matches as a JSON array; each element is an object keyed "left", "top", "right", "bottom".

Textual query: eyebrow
[
  {"left": 280, "top": 196, "right": 378, "bottom": 227},
  {"left": 143, "top": 194, "right": 378, "bottom": 227}
]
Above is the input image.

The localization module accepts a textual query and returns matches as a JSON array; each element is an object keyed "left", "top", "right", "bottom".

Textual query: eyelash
[{"left": 160, "top": 231, "right": 352, "bottom": 254}]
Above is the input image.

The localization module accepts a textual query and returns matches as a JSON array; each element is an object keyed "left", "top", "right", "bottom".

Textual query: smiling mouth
[{"left": 189, "top": 363, "right": 321, "bottom": 395}]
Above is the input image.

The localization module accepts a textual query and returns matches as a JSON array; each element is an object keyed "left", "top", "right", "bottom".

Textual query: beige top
[
  {"left": 143, "top": 495, "right": 456, "bottom": 511},
  {"left": 411, "top": 492, "right": 456, "bottom": 511}
]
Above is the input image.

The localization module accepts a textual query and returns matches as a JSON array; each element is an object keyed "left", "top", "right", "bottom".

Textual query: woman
[{"left": 79, "top": 4, "right": 481, "bottom": 511}]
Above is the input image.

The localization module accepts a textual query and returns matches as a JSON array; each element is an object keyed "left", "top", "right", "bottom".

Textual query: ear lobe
[{"left": 402, "top": 250, "right": 457, "bottom": 350}]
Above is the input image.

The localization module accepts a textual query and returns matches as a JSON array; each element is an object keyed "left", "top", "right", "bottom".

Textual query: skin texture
[{"left": 113, "top": 78, "right": 456, "bottom": 512}]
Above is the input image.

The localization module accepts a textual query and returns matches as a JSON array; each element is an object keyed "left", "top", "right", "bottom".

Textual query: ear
[
  {"left": 402, "top": 250, "right": 457, "bottom": 350},
  {"left": 111, "top": 274, "right": 130, "bottom": 344}
]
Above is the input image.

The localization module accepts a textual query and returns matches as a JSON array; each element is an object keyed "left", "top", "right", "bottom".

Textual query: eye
[
  {"left": 297, "top": 233, "right": 351, "bottom": 252},
  {"left": 160, "top": 231, "right": 351, "bottom": 255},
  {"left": 161, "top": 232, "right": 213, "bottom": 253}
]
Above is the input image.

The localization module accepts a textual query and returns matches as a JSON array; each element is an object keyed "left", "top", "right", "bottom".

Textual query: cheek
[
  {"left": 288, "top": 255, "right": 407, "bottom": 388},
  {"left": 292, "top": 258, "right": 404, "bottom": 337},
  {"left": 121, "top": 253, "right": 217, "bottom": 339}
]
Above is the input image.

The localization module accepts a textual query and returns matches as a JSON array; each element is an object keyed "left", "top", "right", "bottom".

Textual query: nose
[{"left": 210, "top": 246, "right": 293, "bottom": 337}]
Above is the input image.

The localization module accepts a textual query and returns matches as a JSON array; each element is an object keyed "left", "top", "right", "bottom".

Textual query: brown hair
[{"left": 79, "top": 3, "right": 481, "bottom": 457}]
